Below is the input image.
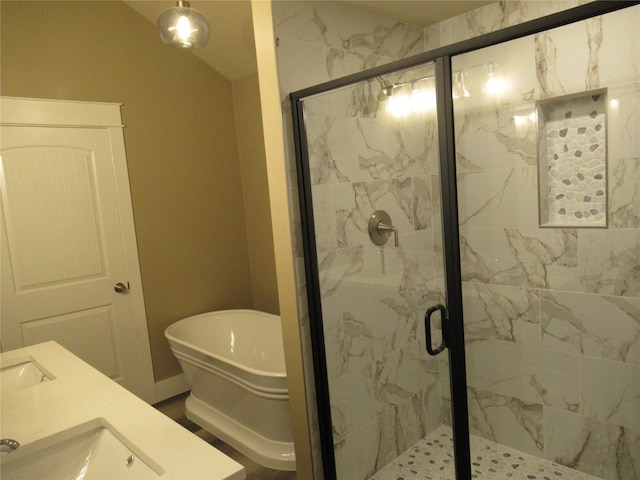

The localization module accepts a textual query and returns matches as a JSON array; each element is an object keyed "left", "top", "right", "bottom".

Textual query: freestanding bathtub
[{"left": 165, "top": 310, "right": 295, "bottom": 471}]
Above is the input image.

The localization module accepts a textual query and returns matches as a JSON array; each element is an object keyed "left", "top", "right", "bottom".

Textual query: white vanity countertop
[{"left": 0, "top": 341, "right": 245, "bottom": 480}]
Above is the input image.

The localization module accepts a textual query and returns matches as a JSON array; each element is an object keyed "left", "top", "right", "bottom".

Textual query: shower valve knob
[{"left": 369, "top": 210, "right": 399, "bottom": 247}]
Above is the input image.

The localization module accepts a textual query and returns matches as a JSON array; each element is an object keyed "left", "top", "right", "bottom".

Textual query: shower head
[{"left": 376, "top": 76, "right": 396, "bottom": 101}]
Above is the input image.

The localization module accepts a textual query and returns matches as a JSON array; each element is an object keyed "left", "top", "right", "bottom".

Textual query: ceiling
[
  {"left": 124, "top": 0, "right": 256, "bottom": 81},
  {"left": 124, "top": 1, "right": 492, "bottom": 81}
]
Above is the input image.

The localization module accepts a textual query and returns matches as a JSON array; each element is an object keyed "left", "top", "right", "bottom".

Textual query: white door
[{"left": 0, "top": 97, "right": 156, "bottom": 403}]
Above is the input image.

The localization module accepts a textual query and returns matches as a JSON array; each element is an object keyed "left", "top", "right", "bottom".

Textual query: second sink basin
[
  {"left": 0, "top": 357, "right": 52, "bottom": 394},
  {"left": 0, "top": 419, "right": 167, "bottom": 479}
]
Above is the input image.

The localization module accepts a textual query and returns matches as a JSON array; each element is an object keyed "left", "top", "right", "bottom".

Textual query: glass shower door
[
  {"left": 452, "top": 4, "right": 640, "bottom": 479},
  {"left": 296, "top": 60, "right": 470, "bottom": 480}
]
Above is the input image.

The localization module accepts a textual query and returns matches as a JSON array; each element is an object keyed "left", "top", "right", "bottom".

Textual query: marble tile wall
[
  {"left": 423, "top": 0, "right": 591, "bottom": 52},
  {"left": 272, "top": 3, "right": 426, "bottom": 478},
  {"left": 273, "top": 1, "right": 639, "bottom": 479},
  {"left": 449, "top": 5, "right": 640, "bottom": 479}
]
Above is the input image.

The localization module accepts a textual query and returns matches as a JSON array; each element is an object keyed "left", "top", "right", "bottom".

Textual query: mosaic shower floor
[{"left": 370, "top": 426, "right": 601, "bottom": 480}]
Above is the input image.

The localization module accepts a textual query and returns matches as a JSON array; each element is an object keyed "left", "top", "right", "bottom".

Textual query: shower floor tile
[{"left": 369, "top": 426, "right": 602, "bottom": 480}]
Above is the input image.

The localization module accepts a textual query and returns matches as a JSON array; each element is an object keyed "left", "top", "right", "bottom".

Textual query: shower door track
[{"left": 289, "top": 2, "right": 639, "bottom": 479}]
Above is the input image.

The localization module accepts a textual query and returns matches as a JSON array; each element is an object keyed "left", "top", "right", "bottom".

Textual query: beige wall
[
  {"left": 0, "top": 1, "right": 262, "bottom": 382},
  {"left": 251, "top": 2, "right": 313, "bottom": 477},
  {"left": 233, "top": 74, "right": 279, "bottom": 315}
]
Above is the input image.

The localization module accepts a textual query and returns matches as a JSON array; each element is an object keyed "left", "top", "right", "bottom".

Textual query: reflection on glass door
[
  {"left": 452, "top": 5, "right": 640, "bottom": 479},
  {"left": 298, "top": 61, "right": 463, "bottom": 479}
]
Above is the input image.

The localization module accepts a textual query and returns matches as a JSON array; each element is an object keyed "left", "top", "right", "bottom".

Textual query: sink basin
[
  {"left": 0, "top": 358, "right": 53, "bottom": 394},
  {"left": 0, "top": 419, "right": 167, "bottom": 479}
]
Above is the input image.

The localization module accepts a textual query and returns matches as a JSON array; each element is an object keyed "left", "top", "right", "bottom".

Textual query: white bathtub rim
[
  {"left": 165, "top": 309, "right": 287, "bottom": 379},
  {"left": 172, "top": 348, "right": 289, "bottom": 397},
  {"left": 186, "top": 394, "right": 296, "bottom": 471}
]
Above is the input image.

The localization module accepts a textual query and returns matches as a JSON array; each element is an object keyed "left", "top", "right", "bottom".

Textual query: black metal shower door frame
[{"left": 289, "top": 2, "right": 638, "bottom": 479}]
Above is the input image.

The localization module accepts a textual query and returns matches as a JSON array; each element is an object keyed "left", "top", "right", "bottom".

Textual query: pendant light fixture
[{"left": 157, "top": 1, "right": 211, "bottom": 50}]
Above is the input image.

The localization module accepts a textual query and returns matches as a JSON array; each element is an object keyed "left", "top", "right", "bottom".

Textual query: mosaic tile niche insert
[{"left": 537, "top": 89, "right": 607, "bottom": 227}]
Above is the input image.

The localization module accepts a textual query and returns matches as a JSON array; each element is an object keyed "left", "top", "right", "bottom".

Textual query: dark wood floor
[{"left": 154, "top": 392, "right": 297, "bottom": 480}]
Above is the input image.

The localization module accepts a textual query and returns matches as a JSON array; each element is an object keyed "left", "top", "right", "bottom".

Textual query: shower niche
[{"left": 537, "top": 88, "right": 608, "bottom": 227}]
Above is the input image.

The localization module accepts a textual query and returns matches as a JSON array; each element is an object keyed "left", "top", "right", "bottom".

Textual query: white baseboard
[{"left": 154, "top": 373, "right": 189, "bottom": 403}]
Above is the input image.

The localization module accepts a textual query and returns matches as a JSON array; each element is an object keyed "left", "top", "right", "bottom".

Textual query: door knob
[{"left": 114, "top": 282, "right": 130, "bottom": 294}]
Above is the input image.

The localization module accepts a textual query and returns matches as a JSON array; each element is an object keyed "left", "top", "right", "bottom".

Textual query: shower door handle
[{"left": 424, "top": 304, "right": 446, "bottom": 356}]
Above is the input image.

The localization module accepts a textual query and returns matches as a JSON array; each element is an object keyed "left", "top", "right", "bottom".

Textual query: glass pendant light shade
[{"left": 157, "top": 1, "right": 210, "bottom": 49}]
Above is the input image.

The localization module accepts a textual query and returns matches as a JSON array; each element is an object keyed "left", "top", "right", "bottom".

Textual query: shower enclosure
[{"left": 291, "top": 1, "right": 639, "bottom": 479}]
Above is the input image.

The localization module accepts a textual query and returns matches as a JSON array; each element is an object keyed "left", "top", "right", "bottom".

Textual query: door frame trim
[
  {"left": 289, "top": 1, "right": 638, "bottom": 478},
  {"left": 1, "top": 96, "right": 157, "bottom": 404}
]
